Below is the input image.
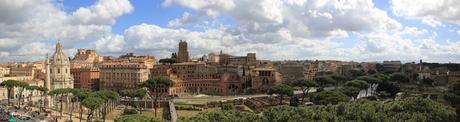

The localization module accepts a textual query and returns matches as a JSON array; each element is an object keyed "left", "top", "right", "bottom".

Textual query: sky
[{"left": 0, "top": 0, "right": 459, "bottom": 63}]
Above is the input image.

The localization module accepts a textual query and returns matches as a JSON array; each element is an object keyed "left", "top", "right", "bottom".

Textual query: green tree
[
  {"left": 25, "top": 86, "right": 39, "bottom": 103},
  {"left": 289, "top": 96, "right": 299, "bottom": 107},
  {"left": 138, "top": 76, "right": 175, "bottom": 117},
  {"left": 442, "top": 78, "right": 460, "bottom": 109},
  {"left": 0, "top": 80, "right": 20, "bottom": 106},
  {"left": 75, "top": 89, "right": 92, "bottom": 122},
  {"left": 221, "top": 104, "right": 234, "bottom": 110},
  {"left": 15, "top": 82, "right": 29, "bottom": 109},
  {"left": 92, "top": 90, "right": 118, "bottom": 122},
  {"left": 314, "top": 76, "right": 335, "bottom": 92},
  {"left": 178, "top": 110, "right": 267, "bottom": 122},
  {"left": 291, "top": 78, "right": 317, "bottom": 103},
  {"left": 367, "top": 69, "right": 377, "bottom": 75},
  {"left": 372, "top": 73, "right": 388, "bottom": 82},
  {"left": 36, "top": 86, "right": 49, "bottom": 111},
  {"left": 120, "top": 89, "right": 147, "bottom": 114},
  {"left": 339, "top": 86, "right": 361, "bottom": 100},
  {"left": 356, "top": 76, "right": 381, "bottom": 95},
  {"left": 331, "top": 73, "right": 347, "bottom": 90},
  {"left": 48, "top": 88, "right": 72, "bottom": 119},
  {"left": 312, "top": 91, "right": 350, "bottom": 105},
  {"left": 68, "top": 88, "right": 91, "bottom": 122},
  {"left": 115, "top": 114, "right": 167, "bottom": 122},
  {"left": 82, "top": 97, "right": 105, "bottom": 122},
  {"left": 386, "top": 97, "right": 456, "bottom": 122},
  {"left": 266, "top": 84, "right": 294, "bottom": 104},
  {"left": 389, "top": 72, "right": 410, "bottom": 83},
  {"left": 349, "top": 70, "right": 366, "bottom": 79},
  {"left": 344, "top": 80, "right": 370, "bottom": 96},
  {"left": 158, "top": 58, "right": 178, "bottom": 64},
  {"left": 375, "top": 81, "right": 401, "bottom": 96}
]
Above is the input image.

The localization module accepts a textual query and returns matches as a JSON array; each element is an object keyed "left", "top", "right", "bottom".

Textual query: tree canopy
[
  {"left": 389, "top": 72, "right": 410, "bottom": 83},
  {"left": 331, "top": 73, "right": 347, "bottom": 90},
  {"left": 115, "top": 114, "right": 167, "bottom": 122},
  {"left": 267, "top": 84, "right": 294, "bottom": 104},
  {"left": 138, "top": 76, "right": 176, "bottom": 117},
  {"left": 158, "top": 58, "right": 178, "bottom": 64},
  {"left": 442, "top": 78, "right": 460, "bottom": 108},
  {"left": 292, "top": 78, "right": 317, "bottom": 103},
  {"left": 314, "top": 76, "right": 335, "bottom": 91},
  {"left": 339, "top": 86, "right": 361, "bottom": 100},
  {"left": 178, "top": 110, "right": 267, "bottom": 122},
  {"left": 182, "top": 97, "right": 455, "bottom": 122},
  {"left": 344, "top": 80, "right": 370, "bottom": 92},
  {"left": 312, "top": 91, "right": 350, "bottom": 105}
]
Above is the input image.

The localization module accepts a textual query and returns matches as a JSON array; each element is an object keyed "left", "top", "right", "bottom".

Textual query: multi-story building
[
  {"left": 147, "top": 40, "right": 281, "bottom": 97},
  {"left": 71, "top": 67, "right": 100, "bottom": 91},
  {"left": 383, "top": 60, "right": 402, "bottom": 71},
  {"left": 99, "top": 60, "right": 149, "bottom": 92},
  {"left": 118, "top": 52, "right": 156, "bottom": 68},
  {"left": 218, "top": 50, "right": 256, "bottom": 66}
]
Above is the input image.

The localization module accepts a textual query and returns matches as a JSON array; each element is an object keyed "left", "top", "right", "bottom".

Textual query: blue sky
[{"left": 0, "top": 0, "right": 459, "bottom": 63}]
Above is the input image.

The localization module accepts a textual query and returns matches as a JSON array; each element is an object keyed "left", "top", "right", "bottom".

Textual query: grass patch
[{"left": 141, "top": 108, "right": 164, "bottom": 118}]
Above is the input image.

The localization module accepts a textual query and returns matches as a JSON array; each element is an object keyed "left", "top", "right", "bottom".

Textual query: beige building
[
  {"left": 218, "top": 50, "right": 256, "bottom": 66},
  {"left": 48, "top": 41, "right": 74, "bottom": 90},
  {"left": 99, "top": 60, "right": 149, "bottom": 92}
]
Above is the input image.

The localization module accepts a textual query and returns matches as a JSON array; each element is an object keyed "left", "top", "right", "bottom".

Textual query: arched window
[{"left": 57, "top": 68, "right": 60, "bottom": 73}]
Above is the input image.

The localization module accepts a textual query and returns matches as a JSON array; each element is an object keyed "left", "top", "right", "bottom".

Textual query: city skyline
[{"left": 0, "top": 0, "right": 459, "bottom": 63}]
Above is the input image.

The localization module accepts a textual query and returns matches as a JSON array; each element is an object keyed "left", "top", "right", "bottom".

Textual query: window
[
  {"left": 50, "top": 69, "right": 52, "bottom": 73},
  {"left": 58, "top": 68, "right": 60, "bottom": 73},
  {"left": 65, "top": 68, "right": 67, "bottom": 73}
]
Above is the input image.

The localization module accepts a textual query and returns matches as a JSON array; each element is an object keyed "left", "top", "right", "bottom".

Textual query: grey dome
[{"left": 50, "top": 41, "right": 70, "bottom": 66}]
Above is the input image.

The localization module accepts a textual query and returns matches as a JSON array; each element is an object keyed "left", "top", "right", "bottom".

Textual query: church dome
[{"left": 50, "top": 41, "right": 70, "bottom": 66}]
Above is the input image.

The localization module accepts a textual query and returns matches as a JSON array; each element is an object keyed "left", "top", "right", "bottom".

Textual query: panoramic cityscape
[{"left": 0, "top": 0, "right": 460, "bottom": 122}]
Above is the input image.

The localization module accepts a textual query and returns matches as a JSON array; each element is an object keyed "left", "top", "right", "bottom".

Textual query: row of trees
[
  {"left": 0, "top": 80, "right": 49, "bottom": 109},
  {"left": 266, "top": 72, "right": 411, "bottom": 106},
  {"left": 0, "top": 76, "right": 176, "bottom": 122},
  {"left": 178, "top": 97, "right": 456, "bottom": 122}
]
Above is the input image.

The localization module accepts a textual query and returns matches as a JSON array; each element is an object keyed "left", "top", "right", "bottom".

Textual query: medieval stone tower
[{"left": 177, "top": 40, "right": 189, "bottom": 63}]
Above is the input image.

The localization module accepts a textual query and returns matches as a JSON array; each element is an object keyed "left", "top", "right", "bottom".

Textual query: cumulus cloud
[
  {"left": 391, "top": 0, "right": 460, "bottom": 25},
  {"left": 457, "top": 30, "right": 460, "bottom": 35},
  {"left": 163, "top": 0, "right": 401, "bottom": 38},
  {"left": 70, "top": 0, "right": 134, "bottom": 25},
  {"left": 397, "top": 27, "right": 428, "bottom": 36},
  {"left": 421, "top": 18, "right": 446, "bottom": 28},
  {"left": 167, "top": 12, "right": 202, "bottom": 26},
  {"left": 0, "top": 0, "right": 132, "bottom": 62}
]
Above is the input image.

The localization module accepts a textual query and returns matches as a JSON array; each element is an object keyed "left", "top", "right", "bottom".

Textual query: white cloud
[
  {"left": 163, "top": 0, "right": 401, "bottom": 38},
  {"left": 457, "top": 30, "right": 460, "bottom": 35},
  {"left": 89, "top": 34, "right": 127, "bottom": 53},
  {"left": 397, "top": 27, "right": 428, "bottom": 36},
  {"left": 70, "top": 0, "right": 134, "bottom": 25},
  {"left": 167, "top": 12, "right": 202, "bottom": 26},
  {"left": 0, "top": 0, "right": 131, "bottom": 62},
  {"left": 421, "top": 18, "right": 445, "bottom": 28},
  {"left": 391, "top": 0, "right": 460, "bottom": 25}
]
